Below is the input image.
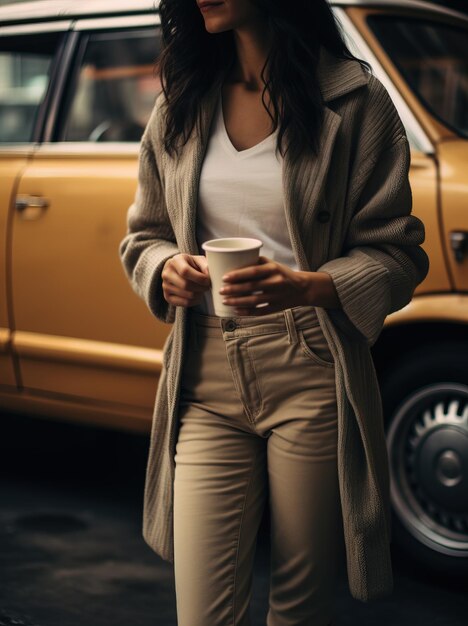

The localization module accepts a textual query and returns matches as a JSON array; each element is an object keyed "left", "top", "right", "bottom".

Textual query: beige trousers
[{"left": 173, "top": 304, "right": 344, "bottom": 626}]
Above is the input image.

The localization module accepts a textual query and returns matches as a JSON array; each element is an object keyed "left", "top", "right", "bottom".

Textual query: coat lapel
[
  {"left": 179, "top": 77, "right": 223, "bottom": 256},
  {"left": 281, "top": 106, "right": 341, "bottom": 271},
  {"left": 179, "top": 46, "right": 370, "bottom": 268}
]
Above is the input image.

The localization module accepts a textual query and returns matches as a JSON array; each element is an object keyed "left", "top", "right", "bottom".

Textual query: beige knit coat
[{"left": 119, "top": 45, "right": 430, "bottom": 602}]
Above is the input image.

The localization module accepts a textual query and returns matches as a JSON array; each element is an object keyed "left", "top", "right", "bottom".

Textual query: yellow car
[{"left": 0, "top": 0, "right": 467, "bottom": 575}]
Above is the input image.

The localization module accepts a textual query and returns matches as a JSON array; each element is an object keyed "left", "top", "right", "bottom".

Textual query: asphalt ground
[{"left": 0, "top": 414, "right": 466, "bottom": 626}]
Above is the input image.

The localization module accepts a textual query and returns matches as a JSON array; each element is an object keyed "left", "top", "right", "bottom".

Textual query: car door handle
[
  {"left": 15, "top": 195, "right": 50, "bottom": 220},
  {"left": 450, "top": 230, "right": 468, "bottom": 263}
]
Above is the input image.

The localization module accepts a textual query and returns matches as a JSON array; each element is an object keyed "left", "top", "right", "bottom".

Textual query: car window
[
  {"left": 367, "top": 16, "right": 468, "bottom": 137},
  {"left": 60, "top": 28, "right": 162, "bottom": 143},
  {"left": 0, "top": 33, "right": 60, "bottom": 143}
]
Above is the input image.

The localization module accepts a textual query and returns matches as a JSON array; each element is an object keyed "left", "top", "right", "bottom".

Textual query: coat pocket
[{"left": 297, "top": 325, "right": 335, "bottom": 368}]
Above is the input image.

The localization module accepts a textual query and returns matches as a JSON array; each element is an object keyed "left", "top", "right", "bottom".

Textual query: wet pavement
[{"left": 0, "top": 413, "right": 466, "bottom": 626}]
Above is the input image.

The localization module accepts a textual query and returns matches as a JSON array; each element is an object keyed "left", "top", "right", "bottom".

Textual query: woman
[{"left": 119, "top": 0, "right": 430, "bottom": 624}]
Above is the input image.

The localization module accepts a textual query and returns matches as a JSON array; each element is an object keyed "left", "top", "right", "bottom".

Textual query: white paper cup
[{"left": 201, "top": 237, "right": 263, "bottom": 317}]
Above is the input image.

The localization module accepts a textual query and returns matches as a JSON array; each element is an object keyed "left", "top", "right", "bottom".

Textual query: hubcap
[{"left": 386, "top": 383, "right": 468, "bottom": 556}]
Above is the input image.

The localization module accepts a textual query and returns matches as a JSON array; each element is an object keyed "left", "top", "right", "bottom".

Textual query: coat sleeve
[
  {"left": 317, "top": 133, "right": 430, "bottom": 347},
  {"left": 119, "top": 113, "right": 180, "bottom": 325}
]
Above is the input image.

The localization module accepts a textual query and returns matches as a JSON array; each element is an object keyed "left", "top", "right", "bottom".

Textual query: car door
[
  {"left": 0, "top": 25, "right": 66, "bottom": 390},
  {"left": 344, "top": 4, "right": 468, "bottom": 292},
  {"left": 10, "top": 14, "right": 169, "bottom": 426},
  {"left": 334, "top": 5, "right": 450, "bottom": 296},
  {"left": 361, "top": 11, "right": 468, "bottom": 291}
]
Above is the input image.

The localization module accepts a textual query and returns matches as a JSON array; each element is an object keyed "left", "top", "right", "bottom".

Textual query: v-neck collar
[
  {"left": 175, "top": 44, "right": 370, "bottom": 264},
  {"left": 218, "top": 90, "right": 277, "bottom": 159}
]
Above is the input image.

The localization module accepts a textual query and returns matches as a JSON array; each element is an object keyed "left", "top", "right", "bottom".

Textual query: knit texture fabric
[{"left": 119, "top": 45, "right": 429, "bottom": 602}]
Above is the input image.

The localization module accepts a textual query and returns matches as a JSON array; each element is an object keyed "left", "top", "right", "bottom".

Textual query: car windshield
[{"left": 367, "top": 15, "right": 468, "bottom": 138}]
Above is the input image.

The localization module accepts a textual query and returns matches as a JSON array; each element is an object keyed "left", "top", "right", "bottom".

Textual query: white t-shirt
[{"left": 193, "top": 90, "right": 298, "bottom": 315}]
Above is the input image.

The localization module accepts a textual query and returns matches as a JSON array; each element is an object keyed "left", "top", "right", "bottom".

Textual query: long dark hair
[{"left": 155, "top": 0, "right": 372, "bottom": 164}]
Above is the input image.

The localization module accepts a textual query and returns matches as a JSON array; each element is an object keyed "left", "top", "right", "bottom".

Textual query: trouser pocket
[
  {"left": 297, "top": 324, "right": 335, "bottom": 367},
  {"left": 283, "top": 306, "right": 335, "bottom": 368}
]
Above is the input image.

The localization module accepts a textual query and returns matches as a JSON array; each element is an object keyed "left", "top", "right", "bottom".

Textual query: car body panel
[
  {"left": 11, "top": 145, "right": 167, "bottom": 409},
  {"left": 0, "top": 0, "right": 159, "bottom": 24},
  {"left": 0, "top": 148, "right": 31, "bottom": 389},
  {"left": 407, "top": 151, "right": 450, "bottom": 293},
  {"left": 437, "top": 140, "right": 468, "bottom": 291},
  {"left": 386, "top": 292, "right": 468, "bottom": 326}
]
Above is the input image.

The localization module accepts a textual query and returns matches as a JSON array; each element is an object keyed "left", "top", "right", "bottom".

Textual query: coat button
[
  {"left": 317, "top": 210, "right": 330, "bottom": 223},
  {"left": 224, "top": 319, "right": 237, "bottom": 331}
]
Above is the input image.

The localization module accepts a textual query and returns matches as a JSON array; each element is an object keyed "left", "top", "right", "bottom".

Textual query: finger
[
  {"left": 174, "top": 256, "right": 211, "bottom": 288},
  {"left": 221, "top": 274, "right": 281, "bottom": 296},
  {"left": 223, "top": 287, "right": 285, "bottom": 307},
  {"left": 192, "top": 255, "right": 211, "bottom": 280},
  {"left": 225, "top": 291, "right": 280, "bottom": 308},
  {"left": 223, "top": 262, "right": 275, "bottom": 283},
  {"left": 164, "top": 266, "right": 209, "bottom": 293},
  {"left": 234, "top": 303, "right": 273, "bottom": 316},
  {"left": 165, "top": 285, "right": 199, "bottom": 302},
  {"left": 197, "top": 254, "right": 210, "bottom": 270},
  {"left": 228, "top": 256, "right": 271, "bottom": 288}
]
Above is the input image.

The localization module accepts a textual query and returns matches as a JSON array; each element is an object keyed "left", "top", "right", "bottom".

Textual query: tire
[{"left": 380, "top": 341, "right": 468, "bottom": 577}]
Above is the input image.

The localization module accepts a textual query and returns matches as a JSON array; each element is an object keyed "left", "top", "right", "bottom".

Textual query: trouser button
[{"left": 224, "top": 319, "right": 237, "bottom": 331}]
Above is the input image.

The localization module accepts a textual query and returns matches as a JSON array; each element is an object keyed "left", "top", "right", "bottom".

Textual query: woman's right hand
[{"left": 161, "top": 253, "right": 212, "bottom": 308}]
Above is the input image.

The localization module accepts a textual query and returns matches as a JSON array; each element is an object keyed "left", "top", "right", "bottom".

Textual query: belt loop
[{"left": 283, "top": 308, "right": 299, "bottom": 345}]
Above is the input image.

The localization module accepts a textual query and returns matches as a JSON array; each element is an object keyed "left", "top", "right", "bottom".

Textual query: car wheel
[{"left": 380, "top": 341, "right": 468, "bottom": 576}]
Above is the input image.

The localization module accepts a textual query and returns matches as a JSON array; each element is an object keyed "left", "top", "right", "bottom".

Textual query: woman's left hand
[{"left": 218, "top": 255, "right": 315, "bottom": 315}]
